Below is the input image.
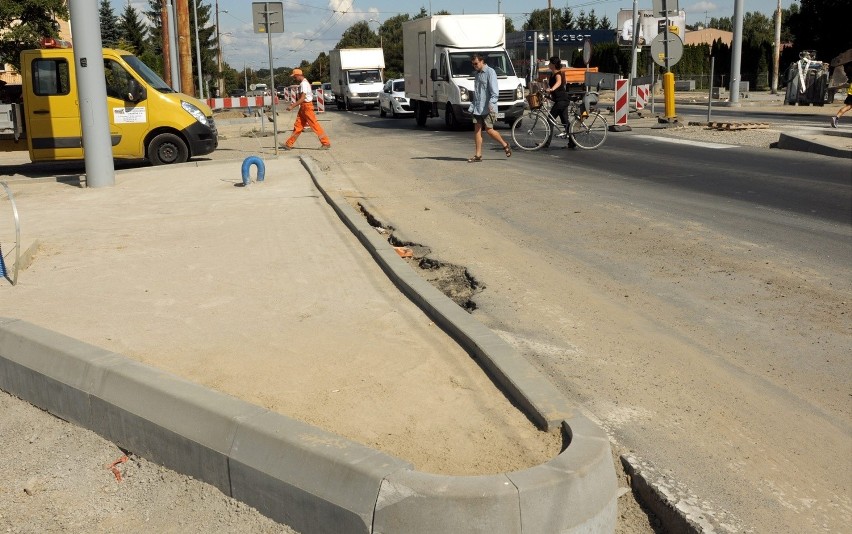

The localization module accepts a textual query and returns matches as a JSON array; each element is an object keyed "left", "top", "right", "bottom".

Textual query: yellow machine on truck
[{"left": 0, "top": 47, "right": 217, "bottom": 165}]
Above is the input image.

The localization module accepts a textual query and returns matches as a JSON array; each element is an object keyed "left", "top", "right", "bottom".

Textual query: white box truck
[
  {"left": 329, "top": 48, "right": 385, "bottom": 110},
  {"left": 403, "top": 14, "right": 525, "bottom": 128}
]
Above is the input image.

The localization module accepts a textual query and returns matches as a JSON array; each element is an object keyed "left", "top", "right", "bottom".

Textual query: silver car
[{"left": 379, "top": 79, "right": 412, "bottom": 118}]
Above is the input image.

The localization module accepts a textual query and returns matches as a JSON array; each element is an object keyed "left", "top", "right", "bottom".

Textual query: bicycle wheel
[
  {"left": 570, "top": 111, "right": 608, "bottom": 150},
  {"left": 511, "top": 110, "right": 551, "bottom": 151}
]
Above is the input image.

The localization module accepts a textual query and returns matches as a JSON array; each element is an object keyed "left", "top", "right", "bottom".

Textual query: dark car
[{"left": 229, "top": 88, "right": 247, "bottom": 97}]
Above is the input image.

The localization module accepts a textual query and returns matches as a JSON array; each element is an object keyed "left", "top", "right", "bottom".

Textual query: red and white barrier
[
  {"left": 614, "top": 79, "right": 629, "bottom": 125},
  {"left": 206, "top": 95, "right": 279, "bottom": 110},
  {"left": 316, "top": 89, "right": 325, "bottom": 112},
  {"left": 635, "top": 84, "right": 649, "bottom": 110}
]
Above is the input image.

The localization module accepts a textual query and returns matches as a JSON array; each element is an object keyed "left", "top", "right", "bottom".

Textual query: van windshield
[
  {"left": 347, "top": 70, "right": 382, "bottom": 84},
  {"left": 449, "top": 52, "right": 515, "bottom": 78},
  {"left": 122, "top": 54, "right": 175, "bottom": 93}
]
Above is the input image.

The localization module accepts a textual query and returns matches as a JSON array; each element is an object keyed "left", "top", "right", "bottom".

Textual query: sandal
[
  {"left": 502, "top": 143, "right": 512, "bottom": 158},
  {"left": 467, "top": 155, "right": 483, "bottom": 163}
]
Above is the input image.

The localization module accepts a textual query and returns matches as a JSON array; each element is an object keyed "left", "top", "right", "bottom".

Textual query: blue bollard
[{"left": 241, "top": 156, "right": 266, "bottom": 186}]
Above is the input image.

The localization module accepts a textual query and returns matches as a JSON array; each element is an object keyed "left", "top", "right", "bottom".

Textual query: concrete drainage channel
[{"left": 0, "top": 156, "right": 621, "bottom": 534}]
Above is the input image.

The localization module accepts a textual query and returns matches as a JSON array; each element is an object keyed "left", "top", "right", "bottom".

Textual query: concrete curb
[
  {"left": 0, "top": 157, "right": 618, "bottom": 532},
  {"left": 776, "top": 132, "right": 852, "bottom": 159}
]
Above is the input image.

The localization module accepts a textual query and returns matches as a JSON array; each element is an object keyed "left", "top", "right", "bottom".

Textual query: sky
[{"left": 112, "top": 1, "right": 797, "bottom": 71}]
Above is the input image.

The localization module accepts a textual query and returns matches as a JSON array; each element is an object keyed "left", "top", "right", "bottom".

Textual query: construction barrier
[
  {"left": 635, "top": 84, "right": 649, "bottom": 110},
  {"left": 614, "top": 78, "right": 629, "bottom": 125},
  {"left": 206, "top": 96, "right": 278, "bottom": 110},
  {"left": 316, "top": 89, "right": 325, "bottom": 113}
]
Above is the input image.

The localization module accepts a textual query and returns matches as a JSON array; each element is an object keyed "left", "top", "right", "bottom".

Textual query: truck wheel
[
  {"left": 415, "top": 101, "right": 428, "bottom": 127},
  {"left": 344, "top": 97, "right": 351, "bottom": 111},
  {"left": 444, "top": 103, "right": 458, "bottom": 130},
  {"left": 148, "top": 133, "right": 188, "bottom": 166},
  {"left": 380, "top": 106, "right": 387, "bottom": 117}
]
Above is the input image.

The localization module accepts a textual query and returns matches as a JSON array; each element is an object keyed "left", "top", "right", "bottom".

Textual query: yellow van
[{"left": 1, "top": 47, "right": 217, "bottom": 165}]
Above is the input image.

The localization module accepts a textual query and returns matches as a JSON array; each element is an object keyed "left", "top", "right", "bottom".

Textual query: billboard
[{"left": 617, "top": 9, "right": 686, "bottom": 47}]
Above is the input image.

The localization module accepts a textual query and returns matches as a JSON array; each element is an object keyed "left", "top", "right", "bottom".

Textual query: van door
[
  {"left": 23, "top": 55, "right": 83, "bottom": 161},
  {"left": 104, "top": 58, "right": 149, "bottom": 158}
]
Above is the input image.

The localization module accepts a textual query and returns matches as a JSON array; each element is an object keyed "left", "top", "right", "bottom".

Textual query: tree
[
  {"left": 118, "top": 2, "right": 148, "bottom": 56},
  {"left": 787, "top": 0, "right": 848, "bottom": 63},
  {"left": 380, "top": 13, "right": 411, "bottom": 78},
  {"left": 188, "top": 0, "right": 218, "bottom": 96},
  {"left": 598, "top": 15, "right": 611, "bottom": 30},
  {"left": 505, "top": 17, "right": 516, "bottom": 34},
  {"left": 523, "top": 8, "right": 569, "bottom": 31},
  {"left": 144, "top": 0, "right": 166, "bottom": 76},
  {"left": 0, "top": 0, "right": 69, "bottom": 71},
  {"left": 575, "top": 10, "right": 588, "bottom": 30},
  {"left": 99, "top": 0, "right": 120, "bottom": 48},
  {"left": 335, "top": 21, "right": 379, "bottom": 49},
  {"left": 707, "top": 17, "right": 732, "bottom": 32},
  {"left": 585, "top": 9, "right": 598, "bottom": 30}
]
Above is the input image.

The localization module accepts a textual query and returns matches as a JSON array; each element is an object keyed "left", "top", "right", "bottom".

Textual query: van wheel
[
  {"left": 445, "top": 104, "right": 458, "bottom": 130},
  {"left": 148, "top": 133, "right": 188, "bottom": 166},
  {"left": 380, "top": 106, "right": 386, "bottom": 117}
]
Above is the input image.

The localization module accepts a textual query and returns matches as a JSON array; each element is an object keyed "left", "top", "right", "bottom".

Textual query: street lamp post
[{"left": 369, "top": 18, "right": 382, "bottom": 49}]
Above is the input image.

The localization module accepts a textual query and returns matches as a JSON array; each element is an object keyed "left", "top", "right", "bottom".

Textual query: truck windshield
[
  {"left": 347, "top": 70, "right": 382, "bottom": 84},
  {"left": 122, "top": 54, "right": 175, "bottom": 93},
  {"left": 449, "top": 52, "right": 516, "bottom": 78}
]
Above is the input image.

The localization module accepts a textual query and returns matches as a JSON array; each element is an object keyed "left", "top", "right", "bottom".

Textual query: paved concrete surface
[{"left": 0, "top": 154, "right": 617, "bottom": 532}]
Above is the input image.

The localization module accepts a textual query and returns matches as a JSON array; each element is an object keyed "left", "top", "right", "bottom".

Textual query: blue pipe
[{"left": 241, "top": 156, "right": 266, "bottom": 186}]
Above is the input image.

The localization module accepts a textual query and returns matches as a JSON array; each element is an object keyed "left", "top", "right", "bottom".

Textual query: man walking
[
  {"left": 467, "top": 54, "right": 511, "bottom": 162},
  {"left": 283, "top": 69, "right": 331, "bottom": 150}
]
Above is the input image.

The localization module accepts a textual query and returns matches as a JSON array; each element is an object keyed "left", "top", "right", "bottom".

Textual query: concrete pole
[
  {"left": 771, "top": 0, "right": 781, "bottom": 94},
  {"left": 215, "top": 1, "right": 224, "bottom": 96},
  {"left": 166, "top": 0, "right": 180, "bottom": 91},
  {"left": 192, "top": 0, "right": 204, "bottom": 99},
  {"left": 161, "top": 0, "right": 172, "bottom": 86},
  {"left": 729, "top": 0, "right": 744, "bottom": 104},
  {"left": 67, "top": 0, "right": 115, "bottom": 187},
  {"left": 176, "top": 0, "right": 194, "bottom": 95}
]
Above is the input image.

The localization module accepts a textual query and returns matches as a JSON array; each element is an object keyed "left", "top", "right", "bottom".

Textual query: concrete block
[
  {"left": 373, "top": 471, "right": 521, "bottom": 534},
  {"left": 229, "top": 410, "right": 411, "bottom": 534},
  {"left": 90, "top": 357, "right": 266, "bottom": 495},
  {"left": 0, "top": 318, "right": 116, "bottom": 427},
  {"left": 507, "top": 421, "right": 617, "bottom": 533}
]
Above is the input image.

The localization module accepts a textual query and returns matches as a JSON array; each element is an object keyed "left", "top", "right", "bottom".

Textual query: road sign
[
  {"left": 252, "top": 2, "right": 284, "bottom": 34},
  {"left": 650, "top": 32, "right": 683, "bottom": 68},
  {"left": 582, "top": 38, "right": 592, "bottom": 65},
  {"left": 652, "top": 0, "right": 679, "bottom": 16}
]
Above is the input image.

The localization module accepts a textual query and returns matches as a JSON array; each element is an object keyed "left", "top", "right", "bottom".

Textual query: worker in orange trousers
[{"left": 283, "top": 68, "right": 330, "bottom": 150}]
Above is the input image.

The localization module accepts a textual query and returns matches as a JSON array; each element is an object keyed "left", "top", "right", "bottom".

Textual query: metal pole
[
  {"left": 707, "top": 56, "right": 714, "bottom": 121},
  {"left": 192, "top": 0, "right": 204, "bottom": 99},
  {"left": 629, "top": 0, "right": 639, "bottom": 99},
  {"left": 68, "top": 0, "right": 115, "bottom": 187},
  {"left": 729, "top": 0, "right": 744, "bottom": 104},
  {"left": 264, "top": 2, "right": 279, "bottom": 154},
  {"left": 166, "top": 0, "right": 180, "bottom": 91},
  {"left": 771, "top": 0, "right": 781, "bottom": 94},
  {"left": 532, "top": 31, "right": 538, "bottom": 86},
  {"left": 547, "top": 0, "right": 554, "bottom": 58}
]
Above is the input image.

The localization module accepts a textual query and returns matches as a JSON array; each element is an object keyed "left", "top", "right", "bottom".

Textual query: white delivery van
[
  {"left": 328, "top": 48, "right": 385, "bottom": 110},
  {"left": 403, "top": 14, "right": 525, "bottom": 128}
]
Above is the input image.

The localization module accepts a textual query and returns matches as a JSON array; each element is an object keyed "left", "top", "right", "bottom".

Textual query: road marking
[{"left": 633, "top": 135, "right": 739, "bottom": 149}]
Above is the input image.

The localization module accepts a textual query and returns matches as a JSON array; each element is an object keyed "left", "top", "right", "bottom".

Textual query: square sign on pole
[
  {"left": 653, "top": 0, "right": 678, "bottom": 16},
  {"left": 252, "top": 2, "right": 284, "bottom": 33}
]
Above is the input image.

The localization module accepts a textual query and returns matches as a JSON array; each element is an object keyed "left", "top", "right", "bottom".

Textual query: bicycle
[{"left": 511, "top": 90, "right": 608, "bottom": 151}]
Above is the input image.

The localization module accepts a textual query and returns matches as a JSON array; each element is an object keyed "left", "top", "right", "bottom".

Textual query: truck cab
[{"left": 0, "top": 47, "right": 217, "bottom": 165}]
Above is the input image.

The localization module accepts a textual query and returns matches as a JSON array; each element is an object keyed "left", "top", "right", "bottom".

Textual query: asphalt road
[{"left": 310, "top": 107, "right": 851, "bottom": 533}]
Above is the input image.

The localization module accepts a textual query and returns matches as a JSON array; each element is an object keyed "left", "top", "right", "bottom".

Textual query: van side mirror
[
  {"left": 430, "top": 68, "right": 439, "bottom": 82},
  {"left": 338, "top": 79, "right": 342, "bottom": 85},
  {"left": 127, "top": 79, "right": 146, "bottom": 102}
]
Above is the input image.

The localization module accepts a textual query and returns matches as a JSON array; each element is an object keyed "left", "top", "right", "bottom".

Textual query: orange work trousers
[{"left": 285, "top": 102, "right": 330, "bottom": 147}]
